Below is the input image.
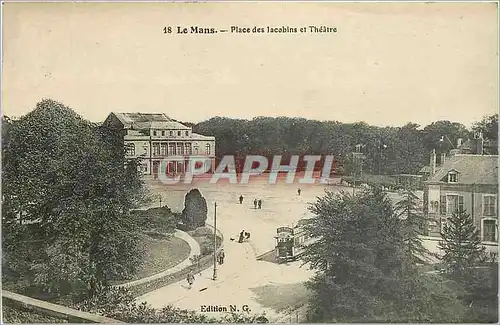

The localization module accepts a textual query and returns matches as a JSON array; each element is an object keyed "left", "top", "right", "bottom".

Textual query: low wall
[
  {"left": 2, "top": 290, "right": 123, "bottom": 323},
  {"left": 129, "top": 223, "right": 224, "bottom": 297}
]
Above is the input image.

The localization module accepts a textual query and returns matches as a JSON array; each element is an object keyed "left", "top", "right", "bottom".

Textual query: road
[
  {"left": 137, "top": 174, "right": 329, "bottom": 321},
  {"left": 137, "top": 174, "right": 475, "bottom": 321}
]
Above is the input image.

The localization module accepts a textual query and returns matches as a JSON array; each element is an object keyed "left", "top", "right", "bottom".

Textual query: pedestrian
[
  {"left": 218, "top": 249, "right": 225, "bottom": 265},
  {"left": 297, "top": 188, "right": 301, "bottom": 196},
  {"left": 258, "top": 199, "right": 262, "bottom": 209},
  {"left": 239, "top": 195, "right": 244, "bottom": 204},
  {"left": 238, "top": 230, "right": 245, "bottom": 243},
  {"left": 253, "top": 199, "right": 258, "bottom": 209},
  {"left": 186, "top": 271, "right": 194, "bottom": 289}
]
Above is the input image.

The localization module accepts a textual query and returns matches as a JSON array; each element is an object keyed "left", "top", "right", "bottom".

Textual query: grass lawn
[{"left": 127, "top": 233, "right": 191, "bottom": 281}]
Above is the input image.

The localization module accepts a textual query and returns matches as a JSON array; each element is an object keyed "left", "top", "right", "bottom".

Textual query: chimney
[
  {"left": 430, "top": 149, "right": 436, "bottom": 176},
  {"left": 457, "top": 138, "right": 463, "bottom": 148},
  {"left": 440, "top": 153, "right": 446, "bottom": 165},
  {"left": 476, "top": 137, "right": 484, "bottom": 155}
]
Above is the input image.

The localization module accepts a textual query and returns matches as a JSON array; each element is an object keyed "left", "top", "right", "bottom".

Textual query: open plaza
[{"left": 135, "top": 173, "right": 497, "bottom": 322}]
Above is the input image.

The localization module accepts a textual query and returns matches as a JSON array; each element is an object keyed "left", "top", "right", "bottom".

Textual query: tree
[
  {"left": 394, "top": 189, "right": 432, "bottom": 266},
  {"left": 302, "top": 188, "right": 407, "bottom": 321},
  {"left": 302, "top": 188, "right": 464, "bottom": 322},
  {"left": 472, "top": 114, "right": 498, "bottom": 141},
  {"left": 438, "top": 209, "right": 485, "bottom": 280},
  {"left": 181, "top": 189, "right": 208, "bottom": 230},
  {"left": 2, "top": 99, "right": 147, "bottom": 298}
]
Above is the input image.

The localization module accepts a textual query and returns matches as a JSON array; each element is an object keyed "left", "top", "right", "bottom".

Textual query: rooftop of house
[
  {"left": 427, "top": 154, "right": 498, "bottom": 185},
  {"left": 110, "top": 112, "right": 191, "bottom": 130}
]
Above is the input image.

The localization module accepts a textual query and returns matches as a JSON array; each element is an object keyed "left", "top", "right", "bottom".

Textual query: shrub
[
  {"left": 75, "top": 286, "right": 268, "bottom": 323},
  {"left": 193, "top": 226, "right": 214, "bottom": 237},
  {"left": 181, "top": 189, "right": 208, "bottom": 230}
]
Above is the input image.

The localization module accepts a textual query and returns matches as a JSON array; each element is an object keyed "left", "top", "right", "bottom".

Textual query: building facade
[
  {"left": 103, "top": 113, "right": 216, "bottom": 176},
  {"left": 423, "top": 150, "right": 498, "bottom": 245}
]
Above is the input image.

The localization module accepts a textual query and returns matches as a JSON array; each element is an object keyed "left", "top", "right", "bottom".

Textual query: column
[{"left": 211, "top": 158, "right": 216, "bottom": 173}]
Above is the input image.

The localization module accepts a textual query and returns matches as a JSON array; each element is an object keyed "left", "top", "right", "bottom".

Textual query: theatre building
[{"left": 102, "top": 113, "right": 216, "bottom": 176}]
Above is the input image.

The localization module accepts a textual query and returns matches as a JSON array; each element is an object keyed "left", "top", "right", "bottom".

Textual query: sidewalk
[
  {"left": 136, "top": 239, "right": 255, "bottom": 306},
  {"left": 117, "top": 229, "right": 201, "bottom": 288}
]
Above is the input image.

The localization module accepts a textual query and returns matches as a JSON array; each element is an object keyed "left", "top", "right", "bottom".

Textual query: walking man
[
  {"left": 258, "top": 199, "right": 262, "bottom": 209},
  {"left": 253, "top": 199, "right": 258, "bottom": 209},
  {"left": 238, "top": 230, "right": 245, "bottom": 243},
  {"left": 297, "top": 188, "right": 301, "bottom": 196},
  {"left": 239, "top": 195, "right": 244, "bottom": 204},
  {"left": 186, "top": 271, "right": 194, "bottom": 289},
  {"left": 218, "top": 249, "right": 225, "bottom": 265}
]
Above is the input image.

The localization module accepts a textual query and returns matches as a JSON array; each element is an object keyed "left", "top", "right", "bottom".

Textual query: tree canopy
[{"left": 2, "top": 99, "right": 149, "bottom": 299}]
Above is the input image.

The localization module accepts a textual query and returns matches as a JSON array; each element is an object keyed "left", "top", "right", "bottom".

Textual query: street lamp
[
  {"left": 213, "top": 202, "right": 218, "bottom": 281},
  {"left": 439, "top": 135, "right": 455, "bottom": 149},
  {"left": 378, "top": 140, "right": 388, "bottom": 176}
]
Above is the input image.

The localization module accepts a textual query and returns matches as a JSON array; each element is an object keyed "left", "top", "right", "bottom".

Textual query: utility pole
[{"left": 213, "top": 202, "right": 218, "bottom": 281}]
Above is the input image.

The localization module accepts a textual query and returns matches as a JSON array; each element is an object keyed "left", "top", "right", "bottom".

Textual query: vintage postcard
[{"left": 1, "top": 1, "right": 498, "bottom": 323}]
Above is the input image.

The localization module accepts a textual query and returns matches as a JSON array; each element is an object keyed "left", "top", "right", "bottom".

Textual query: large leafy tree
[
  {"left": 2, "top": 99, "right": 147, "bottom": 298},
  {"left": 472, "top": 114, "right": 498, "bottom": 141},
  {"left": 301, "top": 188, "right": 405, "bottom": 321},
  {"left": 301, "top": 188, "right": 463, "bottom": 322}
]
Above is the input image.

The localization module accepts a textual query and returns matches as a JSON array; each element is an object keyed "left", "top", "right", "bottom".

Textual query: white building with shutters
[{"left": 423, "top": 151, "right": 498, "bottom": 246}]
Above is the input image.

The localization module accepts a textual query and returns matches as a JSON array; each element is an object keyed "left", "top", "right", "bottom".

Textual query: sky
[{"left": 1, "top": 2, "right": 498, "bottom": 127}]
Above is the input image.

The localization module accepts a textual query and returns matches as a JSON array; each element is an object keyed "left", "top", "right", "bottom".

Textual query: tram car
[{"left": 274, "top": 218, "right": 314, "bottom": 263}]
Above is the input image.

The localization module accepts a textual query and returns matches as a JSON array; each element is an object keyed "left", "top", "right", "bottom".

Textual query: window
[
  {"left": 206, "top": 144, "right": 211, "bottom": 155},
  {"left": 170, "top": 131, "right": 173, "bottom": 136},
  {"left": 177, "top": 143, "right": 184, "bottom": 155},
  {"left": 161, "top": 143, "right": 168, "bottom": 156},
  {"left": 162, "top": 131, "right": 165, "bottom": 136},
  {"left": 430, "top": 200, "right": 439, "bottom": 213},
  {"left": 185, "top": 143, "right": 192, "bottom": 155},
  {"left": 446, "top": 195, "right": 464, "bottom": 215},
  {"left": 168, "top": 143, "right": 175, "bottom": 156},
  {"left": 483, "top": 195, "right": 497, "bottom": 216},
  {"left": 185, "top": 131, "right": 189, "bottom": 136},
  {"left": 125, "top": 143, "right": 135, "bottom": 156},
  {"left": 448, "top": 172, "right": 458, "bottom": 183},
  {"left": 152, "top": 143, "right": 160, "bottom": 156},
  {"left": 153, "top": 130, "right": 157, "bottom": 136},
  {"left": 178, "top": 131, "right": 181, "bottom": 136},
  {"left": 482, "top": 219, "right": 497, "bottom": 242},
  {"left": 194, "top": 147, "right": 199, "bottom": 155}
]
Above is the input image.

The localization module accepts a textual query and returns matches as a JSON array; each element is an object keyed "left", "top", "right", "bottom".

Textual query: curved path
[{"left": 117, "top": 229, "right": 201, "bottom": 288}]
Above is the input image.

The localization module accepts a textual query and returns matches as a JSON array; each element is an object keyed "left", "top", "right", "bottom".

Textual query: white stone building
[{"left": 103, "top": 113, "right": 216, "bottom": 175}]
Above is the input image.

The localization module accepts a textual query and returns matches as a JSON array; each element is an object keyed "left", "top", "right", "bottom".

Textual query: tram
[{"left": 274, "top": 218, "right": 315, "bottom": 263}]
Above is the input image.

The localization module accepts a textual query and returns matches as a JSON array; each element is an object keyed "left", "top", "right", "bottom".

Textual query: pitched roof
[
  {"left": 427, "top": 154, "right": 498, "bottom": 185},
  {"left": 111, "top": 113, "right": 190, "bottom": 130}
]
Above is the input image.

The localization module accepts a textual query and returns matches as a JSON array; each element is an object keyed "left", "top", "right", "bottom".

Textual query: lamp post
[
  {"left": 213, "top": 202, "right": 218, "bottom": 281},
  {"left": 378, "top": 140, "right": 387, "bottom": 176},
  {"left": 440, "top": 135, "right": 455, "bottom": 149}
]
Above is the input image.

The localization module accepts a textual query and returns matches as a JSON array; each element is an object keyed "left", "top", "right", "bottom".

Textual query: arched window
[{"left": 206, "top": 143, "right": 211, "bottom": 155}]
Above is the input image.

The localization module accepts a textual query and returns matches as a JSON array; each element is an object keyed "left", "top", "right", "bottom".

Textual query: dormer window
[{"left": 448, "top": 172, "right": 458, "bottom": 183}]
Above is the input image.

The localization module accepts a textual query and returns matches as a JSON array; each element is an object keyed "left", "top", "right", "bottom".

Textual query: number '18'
[{"left": 163, "top": 26, "right": 172, "bottom": 34}]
